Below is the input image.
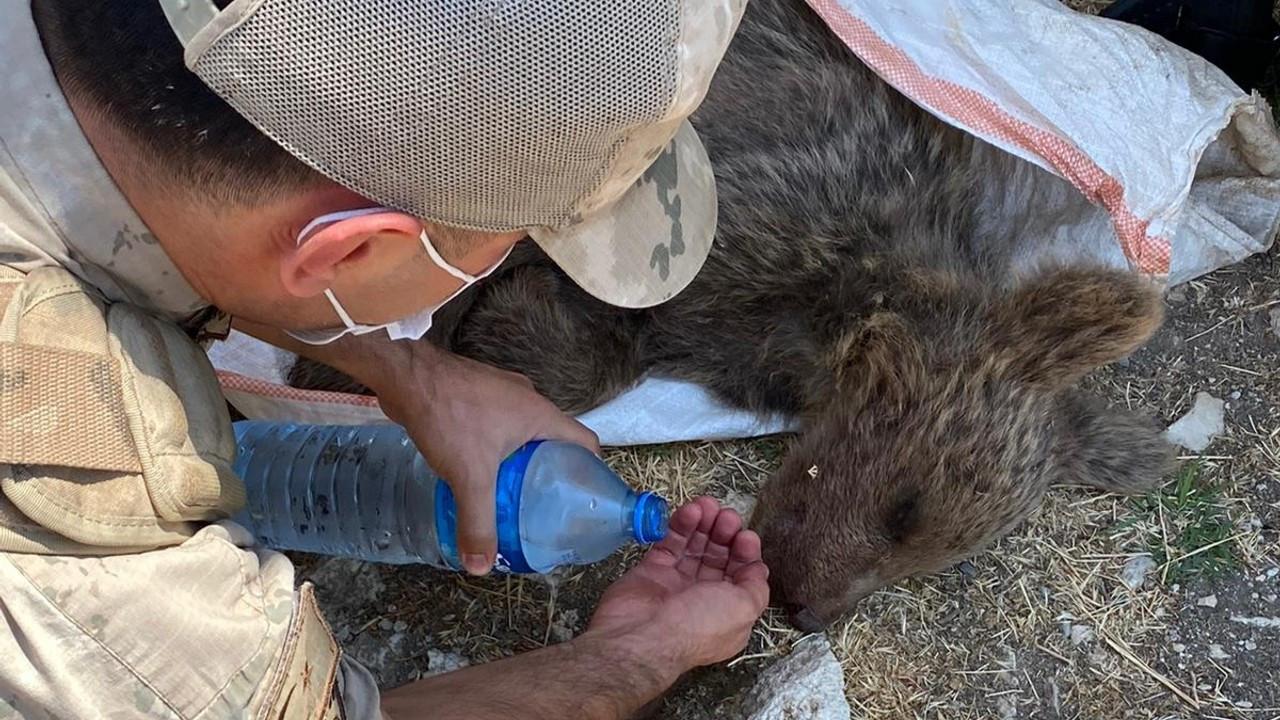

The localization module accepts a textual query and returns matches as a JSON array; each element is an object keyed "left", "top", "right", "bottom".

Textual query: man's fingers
[
  {"left": 544, "top": 414, "right": 601, "bottom": 455},
  {"left": 725, "top": 528, "right": 763, "bottom": 577},
  {"left": 730, "top": 561, "right": 771, "bottom": 612},
  {"left": 675, "top": 497, "right": 720, "bottom": 578},
  {"left": 644, "top": 499, "right": 704, "bottom": 568},
  {"left": 449, "top": 462, "right": 499, "bottom": 576},
  {"left": 696, "top": 508, "right": 743, "bottom": 581}
]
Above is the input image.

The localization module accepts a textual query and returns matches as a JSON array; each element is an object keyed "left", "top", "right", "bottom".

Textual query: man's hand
[
  {"left": 232, "top": 320, "right": 599, "bottom": 576},
  {"left": 380, "top": 497, "right": 771, "bottom": 720},
  {"left": 586, "top": 497, "right": 771, "bottom": 669},
  {"left": 375, "top": 345, "right": 600, "bottom": 575}
]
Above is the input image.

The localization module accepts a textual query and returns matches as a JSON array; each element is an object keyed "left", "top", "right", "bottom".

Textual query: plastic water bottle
[{"left": 228, "top": 421, "right": 669, "bottom": 574}]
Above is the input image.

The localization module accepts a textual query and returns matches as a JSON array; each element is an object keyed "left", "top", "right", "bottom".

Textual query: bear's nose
[{"left": 784, "top": 603, "right": 827, "bottom": 633}]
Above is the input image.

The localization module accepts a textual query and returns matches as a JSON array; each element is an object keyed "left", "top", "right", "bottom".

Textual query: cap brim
[{"left": 528, "top": 122, "right": 717, "bottom": 309}]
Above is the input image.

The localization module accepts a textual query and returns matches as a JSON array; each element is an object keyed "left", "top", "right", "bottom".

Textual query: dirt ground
[{"left": 294, "top": 3, "right": 1280, "bottom": 718}]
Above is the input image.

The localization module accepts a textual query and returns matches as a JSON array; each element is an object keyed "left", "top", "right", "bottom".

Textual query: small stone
[
  {"left": 1209, "top": 644, "right": 1230, "bottom": 660},
  {"left": 1267, "top": 595, "right": 1278, "bottom": 603},
  {"left": 377, "top": 618, "right": 393, "bottom": 631},
  {"left": 1171, "top": 643, "right": 1186, "bottom": 653},
  {"left": 1266, "top": 567, "right": 1279, "bottom": 580},
  {"left": 1236, "top": 700, "right": 1254, "bottom": 709},
  {"left": 1198, "top": 595, "right": 1219, "bottom": 608},
  {"left": 1198, "top": 683, "right": 1213, "bottom": 691},
  {"left": 1230, "top": 390, "right": 1241, "bottom": 400},
  {"left": 1269, "top": 307, "right": 1280, "bottom": 340},
  {"left": 1244, "top": 640, "right": 1257, "bottom": 651},
  {"left": 387, "top": 604, "right": 398, "bottom": 612},
  {"left": 957, "top": 560, "right": 977, "bottom": 580},
  {"left": 1121, "top": 555, "right": 1157, "bottom": 591},
  {"left": 548, "top": 608, "right": 581, "bottom": 645},
  {"left": 425, "top": 650, "right": 471, "bottom": 677},
  {"left": 722, "top": 491, "right": 758, "bottom": 523},
  {"left": 1164, "top": 392, "right": 1225, "bottom": 452},
  {"left": 1069, "top": 624, "right": 1095, "bottom": 647},
  {"left": 392, "top": 620, "right": 408, "bottom": 633}
]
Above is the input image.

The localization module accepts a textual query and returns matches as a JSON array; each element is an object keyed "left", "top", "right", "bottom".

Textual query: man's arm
[
  {"left": 378, "top": 499, "right": 770, "bottom": 720},
  {"left": 231, "top": 319, "right": 600, "bottom": 575},
  {"left": 379, "top": 630, "right": 677, "bottom": 720}
]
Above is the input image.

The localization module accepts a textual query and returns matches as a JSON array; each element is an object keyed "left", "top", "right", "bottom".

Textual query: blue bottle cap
[{"left": 632, "top": 491, "right": 669, "bottom": 545}]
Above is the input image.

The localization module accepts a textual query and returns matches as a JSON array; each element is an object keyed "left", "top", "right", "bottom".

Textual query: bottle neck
[{"left": 629, "top": 491, "right": 669, "bottom": 545}]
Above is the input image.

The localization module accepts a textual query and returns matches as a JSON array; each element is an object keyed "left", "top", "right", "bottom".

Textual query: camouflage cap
[{"left": 155, "top": 0, "right": 746, "bottom": 308}]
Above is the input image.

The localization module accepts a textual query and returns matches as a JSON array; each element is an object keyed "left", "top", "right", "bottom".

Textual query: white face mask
[{"left": 285, "top": 207, "right": 513, "bottom": 346}]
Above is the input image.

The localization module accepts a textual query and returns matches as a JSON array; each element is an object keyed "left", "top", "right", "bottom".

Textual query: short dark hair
[{"left": 31, "top": 0, "right": 323, "bottom": 205}]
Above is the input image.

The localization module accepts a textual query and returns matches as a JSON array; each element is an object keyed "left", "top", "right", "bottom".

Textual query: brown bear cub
[{"left": 288, "top": 0, "right": 1175, "bottom": 632}]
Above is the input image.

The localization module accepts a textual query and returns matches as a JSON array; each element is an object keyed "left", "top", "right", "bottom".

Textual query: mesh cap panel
[{"left": 192, "top": 0, "right": 682, "bottom": 232}]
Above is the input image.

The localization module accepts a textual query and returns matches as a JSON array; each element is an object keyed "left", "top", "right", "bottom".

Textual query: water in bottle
[{"left": 229, "top": 421, "right": 668, "bottom": 574}]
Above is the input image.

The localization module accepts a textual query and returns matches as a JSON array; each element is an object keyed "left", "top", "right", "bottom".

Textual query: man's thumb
[{"left": 449, "top": 462, "right": 499, "bottom": 576}]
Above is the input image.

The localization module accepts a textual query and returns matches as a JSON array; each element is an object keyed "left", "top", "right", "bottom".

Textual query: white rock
[
  {"left": 425, "top": 650, "right": 471, "bottom": 677},
  {"left": 1171, "top": 643, "right": 1186, "bottom": 653},
  {"left": 722, "top": 491, "right": 758, "bottom": 523},
  {"left": 1209, "top": 644, "right": 1231, "bottom": 660},
  {"left": 741, "top": 637, "right": 852, "bottom": 720},
  {"left": 1230, "top": 616, "right": 1280, "bottom": 629},
  {"left": 1197, "top": 595, "right": 1219, "bottom": 608},
  {"left": 1069, "top": 624, "right": 1095, "bottom": 647},
  {"left": 1244, "top": 640, "right": 1257, "bottom": 651},
  {"left": 1164, "top": 392, "right": 1225, "bottom": 452},
  {"left": 1121, "top": 555, "right": 1157, "bottom": 591},
  {"left": 548, "top": 608, "right": 581, "bottom": 644},
  {"left": 1270, "top": 307, "right": 1280, "bottom": 341}
]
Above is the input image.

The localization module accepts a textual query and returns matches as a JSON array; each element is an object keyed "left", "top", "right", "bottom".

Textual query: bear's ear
[{"left": 990, "top": 266, "right": 1164, "bottom": 390}]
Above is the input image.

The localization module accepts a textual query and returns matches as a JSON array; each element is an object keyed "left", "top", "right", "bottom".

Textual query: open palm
[{"left": 588, "top": 497, "right": 771, "bottom": 669}]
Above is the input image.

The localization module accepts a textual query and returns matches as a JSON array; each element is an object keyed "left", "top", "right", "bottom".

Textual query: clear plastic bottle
[{"left": 229, "top": 421, "right": 668, "bottom": 573}]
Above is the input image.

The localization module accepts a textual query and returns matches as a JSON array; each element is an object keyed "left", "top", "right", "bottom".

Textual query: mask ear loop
[
  {"left": 322, "top": 289, "right": 359, "bottom": 329},
  {"left": 420, "top": 231, "right": 481, "bottom": 283}
]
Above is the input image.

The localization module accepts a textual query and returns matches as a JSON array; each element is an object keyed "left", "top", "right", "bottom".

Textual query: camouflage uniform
[{"left": 0, "top": 8, "right": 378, "bottom": 719}]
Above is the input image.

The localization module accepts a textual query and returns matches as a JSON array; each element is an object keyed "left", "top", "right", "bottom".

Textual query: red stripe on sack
[
  {"left": 801, "top": 0, "right": 1172, "bottom": 275},
  {"left": 216, "top": 370, "right": 382, "bottom": 407}
]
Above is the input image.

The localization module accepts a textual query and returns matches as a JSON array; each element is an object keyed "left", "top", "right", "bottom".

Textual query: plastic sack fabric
[{"left": 209, "top": 0, "right": 1280, "bottom": 448}]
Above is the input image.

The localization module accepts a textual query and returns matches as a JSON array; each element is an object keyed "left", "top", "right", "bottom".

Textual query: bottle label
[{"left": 435, "top": 441, "right": 543, "bottom": 574}]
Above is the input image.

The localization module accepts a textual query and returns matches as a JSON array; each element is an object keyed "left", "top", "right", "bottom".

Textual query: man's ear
[
  {"left": 280, "top": 210, "right": 422, "bottom": 298},
  {"left": 991, "top": 266, "right": 1164, "bottom": 389}
]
